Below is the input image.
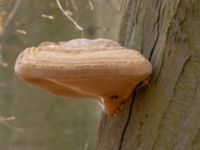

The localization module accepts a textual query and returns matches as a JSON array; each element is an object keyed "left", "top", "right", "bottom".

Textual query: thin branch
[
  {"left": 88, "top": 0, "right": 94, "bottom": 10},
  {"left": 56, "top": 0, "right": 84, "bottom": 32},
  {"left": 0, "top": 0, "right": 22, "bottom": 67},
  {"left": 17, "top": 8, "right": 57, "bottom": 27},
  {"left": 0, "top": 116, "right": 24, "bottom": 132},
  {"left": 0, "top": 0, "right": 21, "bottom": 37},
  {"left": 16, "top": 28, "right": 27, "bottom": 35},
  {"left": 41, "top": 14, "right": 54, "bottom": 20}
]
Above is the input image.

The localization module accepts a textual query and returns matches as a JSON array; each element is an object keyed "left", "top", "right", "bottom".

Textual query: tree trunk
[{"left": 97, "top": 0, "right": 200, "bottom": 150}]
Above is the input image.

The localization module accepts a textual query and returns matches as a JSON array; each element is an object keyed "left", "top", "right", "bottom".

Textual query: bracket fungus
[{"left": 15, "top": 39, "right": 152, "bottom": 116}]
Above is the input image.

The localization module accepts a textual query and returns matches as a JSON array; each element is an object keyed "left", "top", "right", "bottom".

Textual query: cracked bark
[{"left": 96, "top": 0, "right": 200, "bottom": 150}]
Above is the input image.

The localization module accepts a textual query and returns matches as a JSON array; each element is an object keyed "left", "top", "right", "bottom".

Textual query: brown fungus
[{"left": 15, "top": 38, "right": 152, "bottom": 116}]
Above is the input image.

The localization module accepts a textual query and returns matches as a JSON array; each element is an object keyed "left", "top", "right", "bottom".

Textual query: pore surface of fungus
[{"left": 15, "top": 39, "right": 152, "bottom": 116}]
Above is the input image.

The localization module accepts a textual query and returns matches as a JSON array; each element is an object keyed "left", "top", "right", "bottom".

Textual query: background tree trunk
[{"left": 97, "top": 0, "right": 200, "bottom": 150}]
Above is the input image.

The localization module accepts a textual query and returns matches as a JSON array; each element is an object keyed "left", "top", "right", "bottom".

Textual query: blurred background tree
[{"left": 0, "top": 0, "right": 120, "bottom": 149}]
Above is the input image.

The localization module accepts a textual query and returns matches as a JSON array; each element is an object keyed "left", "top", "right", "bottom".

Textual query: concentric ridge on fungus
[{"left": 15, "top": 38, "right": 152, "bottom": 116}]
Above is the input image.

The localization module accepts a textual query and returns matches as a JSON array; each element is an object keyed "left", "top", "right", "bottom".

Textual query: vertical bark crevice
[
  {"left": 118, "top": 92, "right": 136, "bottom": 150},
  {"left": 149, "top": 0, "right": 161, "bottom": 60}
]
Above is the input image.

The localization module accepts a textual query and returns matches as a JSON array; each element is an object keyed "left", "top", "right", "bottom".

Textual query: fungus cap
[{"left": 15, "top": 38, "right": 152, "bottom": 116}]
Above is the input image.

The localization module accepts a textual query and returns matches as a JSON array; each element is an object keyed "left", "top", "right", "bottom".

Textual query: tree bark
[{"left": 97, "top": 0, "right": 200, "bottom": 150}]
